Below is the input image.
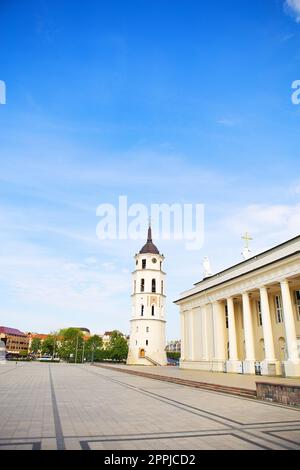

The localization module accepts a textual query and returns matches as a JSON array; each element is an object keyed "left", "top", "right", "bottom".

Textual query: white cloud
[
  {"left": 285, "top": 0, "right": 300, "bottom": 22},
  {"left": 1, "top": 201, "right": 300, "bottom": 340},
  {"left": 223, "top": 203, "right": 300, "bottom": 253},
  {"left": 295, "top": 186, "right": 300, "bottom": 194},
  {"left": 0, "top": 244, "right": 131, "bottom": 333},
  {"left": 84, "top": 257, "right": 98, "bottom": 265},
  {"left": 0, "top": 147, "right": 227, "bottom": 204}
]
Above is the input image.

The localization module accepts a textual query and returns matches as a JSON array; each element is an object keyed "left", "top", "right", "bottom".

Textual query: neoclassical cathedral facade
[
  {"left": 175, "top": 236, "right": 300, "bottom": 378},
  {"left": 127, "top": 226, "right": 167, "bottom": 366}
]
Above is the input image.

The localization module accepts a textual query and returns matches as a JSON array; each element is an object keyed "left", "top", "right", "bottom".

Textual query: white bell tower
[{"left": 127, "top": 224, "right": 167, "bottom": 366}]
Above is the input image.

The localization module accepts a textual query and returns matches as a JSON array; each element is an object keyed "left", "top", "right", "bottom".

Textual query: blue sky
[{"left": 0, "top": 0, "right": 300, "bottom": 338}]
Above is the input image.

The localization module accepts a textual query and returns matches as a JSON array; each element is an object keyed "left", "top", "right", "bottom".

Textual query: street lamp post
[
  {"left": 81, "top": 341, "right": 85, "bottom": 364},
  {"left": 75, "top": 334, "right": 79, "bottom": 364},
  {"left": 52, "top": 336, "right": 56, "bottom": 360},
  {"left": 91, "top": 343, "right": 95, "bottom": 364}
]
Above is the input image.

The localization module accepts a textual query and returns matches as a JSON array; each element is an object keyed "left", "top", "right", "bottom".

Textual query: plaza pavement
[
  {"left": 0, "top": 362, "right": 300, "bottom": 450},
  {"left": 99, "top": 364, "right": 300, "bottom": 390}
]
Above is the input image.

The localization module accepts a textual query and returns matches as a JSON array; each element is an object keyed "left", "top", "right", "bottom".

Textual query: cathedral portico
[{"left": 175, "top": 236, "right": 300, "bottom": 378}]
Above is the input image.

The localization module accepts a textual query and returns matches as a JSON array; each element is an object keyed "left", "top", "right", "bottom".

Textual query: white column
[
  {"left": 260, "top": 286, "right": 281, "bottom": 376},
  {"left": 242, "top": 292, "right": 255, "bottom": 374},
  {"left": 212, "top": 301, "right": 226, "bottom": 371},
  {"left": 227, "top": 297, "right": 238, "bottom": 360},
  {"left": 226, "top": 297, "right": 240, "bottom": 373},
  {"left": 180, "top": 311, "right": 185, "bottom": 363},
  {"left": 189, "top": 310, "right": 195, "bottom": 361},
  {"left": 192, "top": 307, "right": 201, "bottom": 361},
  {"left": 280, "top": 280, "right": 300, "bottom": 377},
  {"left": 201, "top": 305, "right": 208, "bottom": 361},
  {"left": 184, "top": 310, "right": 191, "bottom": 361}
]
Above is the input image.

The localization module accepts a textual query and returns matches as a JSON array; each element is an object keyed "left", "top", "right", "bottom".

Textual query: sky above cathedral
[{"left": 0, "top": 0, "right": 300, "bottom": 338}]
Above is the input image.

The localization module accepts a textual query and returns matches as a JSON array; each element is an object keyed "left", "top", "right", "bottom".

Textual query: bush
[
  {"left": 167, "top": 352, "right": 180, "bottom": 361},
  {"left": 93, "top": 349, "right": 110, "bottom": 362}
]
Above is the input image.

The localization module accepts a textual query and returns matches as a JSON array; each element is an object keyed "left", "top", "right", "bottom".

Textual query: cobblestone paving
[{"left": 0, "top": 362, "right": 299, "bottom": 450}]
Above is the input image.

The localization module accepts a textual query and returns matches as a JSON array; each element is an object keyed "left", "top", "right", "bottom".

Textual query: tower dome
[{"left": 139, "top": 225, "right": 159, "bottom": 255}]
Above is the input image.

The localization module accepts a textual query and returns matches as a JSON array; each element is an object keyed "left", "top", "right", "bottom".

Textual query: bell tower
[{"left": 127, "top": 224, "right": 167, "bottom": 366}]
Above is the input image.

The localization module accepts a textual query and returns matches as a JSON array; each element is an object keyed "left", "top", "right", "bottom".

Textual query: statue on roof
[{"left": 203, "top": 257, "right": 212, "bottom": 278}]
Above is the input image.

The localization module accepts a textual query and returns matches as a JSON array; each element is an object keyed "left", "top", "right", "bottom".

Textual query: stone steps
[
  {"left": 144, "top": 356, "right": 160, "bottom": 366},
  {"left": 93, "top": 364, "right": 257, "bottom": 399}
]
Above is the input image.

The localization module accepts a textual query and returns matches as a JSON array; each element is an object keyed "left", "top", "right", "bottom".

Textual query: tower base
[
  {"left": 127, "top": 350, "right": 167, "bottom": 366},
  {"left": 283, "top": 360, "right": 300, "bottom": 378}
]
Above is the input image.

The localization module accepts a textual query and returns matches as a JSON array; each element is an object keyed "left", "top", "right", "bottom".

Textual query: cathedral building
[
  {"left": 127, "top": 225, "right": 167, "bottom": 366},
  {"left": 175, "top": 235, "right": 300, "bottom": 378}
]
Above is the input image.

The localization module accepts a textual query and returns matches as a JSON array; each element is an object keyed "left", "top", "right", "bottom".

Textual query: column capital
[
  {"left": 212, "top": 300, "right": 223, "bottom": 306},
  {"left": 279, "top": 278, "right": 290, "bottom": 286},
  {"left": 241, "top": 291, "right": 250, "bottom": 298},
  {"left": 259, "top": 285, "right": 270, "bottom": 292}
]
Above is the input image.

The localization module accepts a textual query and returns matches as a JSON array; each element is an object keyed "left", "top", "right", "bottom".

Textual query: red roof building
[
  {"left": 0, "top": 326, "right": 27, "bottom": 337},
  {"left": 0, "top": 326, "right": 29, "bottom": 356}
]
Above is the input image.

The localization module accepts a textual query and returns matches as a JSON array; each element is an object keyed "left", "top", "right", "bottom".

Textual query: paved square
[{"left": 0, "top": 362, "right": 300, "bottom": 450}]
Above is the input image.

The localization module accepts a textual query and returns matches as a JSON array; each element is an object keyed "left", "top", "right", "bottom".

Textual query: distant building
[
  {"left": 27, "top": 333, "right": 49, "bottom": 352},
  {"left": 100, "top": 331, "right": 128, "bottom": 349},
  {"left": 74, "top": 327, "right": 90, "bottom": 338},
  {"left": 0, "top": 327, "right": 29, "bottom": 357},
  {"left": 101, "top": 331, "right": 113, "bottom": 348},
  {"left": 166, "top": 340, "right": 181, "bottom": 353}
]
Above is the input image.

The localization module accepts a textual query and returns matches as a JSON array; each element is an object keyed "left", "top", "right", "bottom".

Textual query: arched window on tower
[
  {"left": 152, "top": 279, "right": 156, "bottom": 293},
  {"left": 151, "top": 305, "right": 155, "bottom": 316},
  {"left": 161, "top": 280, "right": 163, "bottom": 294},
  {"left": 134, "top": 280, "right": 136, "bottom": 293},
  {"left": 141, "top": 305, "right": 144, "bottom": 316},
  {"left": 141, "top": 279, "right": 145, "bottom": 292}
]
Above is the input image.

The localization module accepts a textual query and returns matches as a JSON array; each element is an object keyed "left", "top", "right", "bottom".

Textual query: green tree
[
  {"left": 41, "top": 335, "right": 56, "bottom": 355},
  {"left": 93, "top": 348, "right": 109, "bottom": 362},
  {"left": 85, "top": 335, "right": 103, "bottom": 362},
  {"left": 30, "top": 338, "right": 41, "bottom": 353},
  {"left": 108, "top": 331, "right": 128, "bottom": 362},
  {"left": 57, "top": 328, "right": 84, "bottom": 362}
]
